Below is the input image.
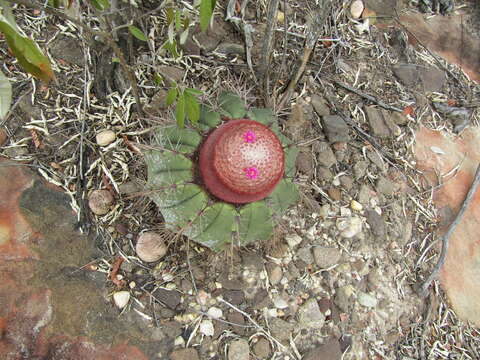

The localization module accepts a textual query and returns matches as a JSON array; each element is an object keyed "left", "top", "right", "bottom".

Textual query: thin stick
[
  {"left": 418, "top": 163, "right": 480, "bottom": 296},
  {"left": 333, "top": 80, "right": 403, "bottom": 112}
]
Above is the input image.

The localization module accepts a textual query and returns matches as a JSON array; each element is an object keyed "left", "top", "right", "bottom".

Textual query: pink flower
[
  {"left": 244, "top": 167, "right": 259, "bottom": 180},
  {"left": 243, "top": 130, "right": 256, "bottom": 143}
]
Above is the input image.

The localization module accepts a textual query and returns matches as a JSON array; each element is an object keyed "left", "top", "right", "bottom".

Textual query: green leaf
[
  {"left": 0, "top": 69, "right": 12, "bottom": 120},
  {"left": 284, "top": 146, "right": 299, "bottom": 178},
  {"left": 175, "top": 93, "right": 186, "bottom": 128},
  {"left": 175, "top": 10, "right": 182, "bottom": 32},
  {"left": 111, "top": 57, "right": 120, "bottom": 63},
  {"left": 0, "top": 18, "right": 55, "bottom": 83},
  {"left": 237, "top": 201, "right": 274, "bottom": 245},
  {"left": 166, "top": 7, "right": 175, "bottom": 25},
  {"left": 163, "top": 40, "right": 180, "bottom": 58},
  {"left": 89, "top": 0, "right": 110, "bottom": 10},
  {"left": 187, "top": 202, "right": 237, "bottom": 250},
  {"left": 151, "top": 184, "right": 208, "bottom": 230},
  {"left": 153, "top": 73, "right": 163, "bottom": 86},
  {"left": 218, "top": 92, "right": 247, "bottom": 118},
  {"left": 166, "top": 87, "right": 178, "bottom": 106},
  {"left": 198, "top": 105, "right": 221, "bottom": 131},
  {"left": 184, "top": 91, "right": 200, "bottom": 124},
  {"left": 128, "top": 25, "right": 148, "bottom": 42},
  {"left": 266, "top": 179, "right": 299, "bottom": 216},
  {"left": 184, "top": 88, "right": 203, "bottom": 96},
  {"left": 145, "top": 150, "right": 194, "bottom": 187},
  {"left": 247, "top": 108, "right": 275, "bottom": 126},
  {"left": 153, "top": 126, "right": 201, "bottom": 154},
  {"left": 199, "top": 0, "right": 214, "bottom": 32}
]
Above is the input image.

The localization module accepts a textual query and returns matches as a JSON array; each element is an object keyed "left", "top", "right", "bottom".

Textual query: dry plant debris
[{"left": 1, "top": 0, "right": 479, "bottom": 359}]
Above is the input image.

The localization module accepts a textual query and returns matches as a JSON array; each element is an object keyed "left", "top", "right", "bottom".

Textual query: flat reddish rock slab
[
  {"left": 414, "top": 127, "right": 480, "bottom": 326},
  {"left": 400, "top": 12, "right": 480, "bottom": 83},
  {"left": 0, "top": 157, "right": 150, "bottom": 359}
]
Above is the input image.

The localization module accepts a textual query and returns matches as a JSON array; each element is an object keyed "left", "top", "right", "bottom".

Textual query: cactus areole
[{"left": 199, "top": 119, "right": 285, "bottom": 204}]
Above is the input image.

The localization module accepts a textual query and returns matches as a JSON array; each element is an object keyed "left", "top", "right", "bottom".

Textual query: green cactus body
[{"left": 144, "top": 92, "right": 299, "bottom": 251}]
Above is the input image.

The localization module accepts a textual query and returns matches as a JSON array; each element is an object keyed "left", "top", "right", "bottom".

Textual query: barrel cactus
[{"left": 144, "top": 92, "right": 299, "bottom": 251}]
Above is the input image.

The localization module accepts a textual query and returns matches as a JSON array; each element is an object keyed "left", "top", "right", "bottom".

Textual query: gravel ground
[{"left": 1, "top": 0, "right": 480, "bottom": 359}]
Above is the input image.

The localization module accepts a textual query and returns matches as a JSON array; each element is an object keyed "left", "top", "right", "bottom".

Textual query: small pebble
[
  {"left": 337, "top": 216, "right": 363, "bottom": 238},
  {"left": 88, "top": 189, "right": 114, "bottom": 215},
  {"left": 350, "top": 0, "right": 364, "bottom": 19},
  {"left": 228, "top": 339, "right": 250, "bottom": 360},
  {"left": 113, "top": 291, "right": 130, "bottom": 309},
  {"left": 358, "top": 291, "right": 378, "bottom": 308},
  {"left": 207, "top": 306, "right": 223, "bottom": 319},
  {"left": 200, "top": 319, "right": 214, "bottom": 337},
  {"left": 285, "top": 233, "right": 302, "bottom": 248},
  {"left": 135, "top": 232, "right": 168, "bottom": 263},
  {"left": 351, "top": 200, "right": 363, "bottom": 211},
  {"left": 96, "top": 129, "right": 116, "bottom": 146}
]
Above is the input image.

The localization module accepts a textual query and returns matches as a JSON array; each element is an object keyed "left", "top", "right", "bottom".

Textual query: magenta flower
[
  {"left": 243, "top": 130, "right": 256, "bottom": 143},
  {"left": 244, "top": 167, "right": 259, "bottom": 179}
]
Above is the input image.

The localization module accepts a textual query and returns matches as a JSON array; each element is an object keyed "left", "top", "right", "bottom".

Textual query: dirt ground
[{"left": 1, "top": 0, "right": 480, "bottom": 359}]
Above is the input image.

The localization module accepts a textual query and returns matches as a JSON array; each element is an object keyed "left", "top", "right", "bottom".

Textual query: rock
[
  {"left": 313, "top": 247, "right": 341, "bottom": 268},
  {"left": 285, "top": 233, "right": 302, "bottom": 248},
  {"left": 321, "top": 115, "right": 351, "bottom": 143},
  {"left": 227, "top": 312, "right": 246, "bottom": 335},
  {"left": 49, "top": 36, "right": 85, "bottom": 66},
  {"left": 340, "top": 175, "right": 354, "bottom": 190},
  {"left": 216, "top": 43, "right": 245, "bottom": 56},
  {"left": 367, "top": 150, "right": 387, "bottom": 173},
  {"left": 365, "top": 107, "right": 401, "bottom": 138},
  {"left": 273, "top": 294, "right": 289, "bottom": 309},
  {"left": 366, "top": 209, "right": 386, "bottom": 237},
  {"left": 113, "top": 291, "right": 130, "bottom": 309},
  {"left": 96, "top": 129, "right": 116, "bottom": 146},
  {"left": 170, "top": 348, "right": 199, "bottom": 360},
  {"left": 200, "top": 319, "right": 215, "bottom": 337},
  {"left": 228, "top": 339, "right": 250, "bottom": 360},
  {"left": 328, "top": 187, "right": 342, "bottom": 201},
  {"left": 350, "top": 200, "right": 363, "bottom": 211},
  {"left": 303, "top": 338, "right": 343, "bottom": 360},
  {"left": 0, "top": 128, "right": 7, "bottom": 146},
  {"left": 315, "top": 142, "right": 337, "bottom": 168},
  {"left": 298, "top": 298, "right": 325, "bottom": 329},
  {"left": 223, "top": 290, "right": 245, "bottom": 305},
  {"left": 135, "top": 232, "right": 168, "bottom": 263},
  {"left": 376, "top": 176, "right": 396, "bottom": 196},
  {"left": 317, "top": 166, "right": 334, "bottom": 181},
  {"left": 266, "top": 263, "right": 283, "bottom": 285},
  {"left": 157, "top": 66, "right": 185, "bottom": 85},
  {"left": 269, "top": 317, "right": 294, "bottom": 343},
  {"left": 337, "top": 217, "right": 362, "bottom": 238},
  {"left": 253, "top": 338, "right": 271, "bottom": 358},
  {"left": 358, "top": 184, "right": 376, "bottom": 205},
  {"left": 88, "top": 189, "right": 114, "bottom": 215},
  {"left": 357, "top": 292, "right": 378, "bottom": 308},
  {"left": 311, "top": 94, "right": 330, "bottom": 116},
  {"left": 286, "top": 102, "right": 309, "bottom": 142},
  {"left": 334, "top": 285, "right": 355, "bottom": 312},
  {"left": 154, "top": 288, "right": 181, "bottom": 309},
  {"left": 296, "top": 150, "right": 314, "bottom": 177},
  {"left": 350, "top": 0, "right": 364, "bottom": 19},
  {"left": 0, "top": 158, "right": 151, "bottom": 359},
  {"left": 392, "top": 63, "right": 445, "bottom": 92},
  {"left": 144, "top": 89, "right": 168, "bottom": 114},
  {"left": 207, "top": 306, "right": 223, "bottom": 319},
  {"left": 297, "top": 247, "right": 314, "bottom": 264},
  {"left": 353, "top": 160, "right": 368, "bottom": 179}
]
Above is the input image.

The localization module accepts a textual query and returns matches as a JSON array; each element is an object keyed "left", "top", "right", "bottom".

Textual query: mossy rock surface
[{"left": 144, "top": 92, "right": 300, "bottom": 251}]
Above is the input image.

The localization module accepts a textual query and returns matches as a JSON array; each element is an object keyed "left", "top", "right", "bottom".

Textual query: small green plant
[{"left": 165, "top": 84, "right": 202, "bottom": 127}]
